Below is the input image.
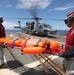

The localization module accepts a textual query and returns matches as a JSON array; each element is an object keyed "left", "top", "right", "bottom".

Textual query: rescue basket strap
[
  {"left": 11, "top": 38, "right": 19, "bottom": 48},
  {"left": 35, "top": 39, "right": 41, "bottom": 46}
]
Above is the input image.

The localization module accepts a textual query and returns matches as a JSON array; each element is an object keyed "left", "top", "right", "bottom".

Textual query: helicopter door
[
  {"left": 31, "top": 24, "right": 34, "bottom": 31},
  {"left": 39, "top": 25, "right": 43, "bottom": 31}
]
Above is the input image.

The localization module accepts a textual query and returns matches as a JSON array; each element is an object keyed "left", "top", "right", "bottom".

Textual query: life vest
[
  {"left": 0, "top": 24, "right": 6, "bottom": 38},
  {"left": 65, "top": 27, "right": 74, "bottom": 51}
]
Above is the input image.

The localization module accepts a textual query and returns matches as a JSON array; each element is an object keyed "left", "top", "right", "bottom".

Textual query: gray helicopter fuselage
[{"left": 24, "top": 21, "right": 57, "bottom": 36}]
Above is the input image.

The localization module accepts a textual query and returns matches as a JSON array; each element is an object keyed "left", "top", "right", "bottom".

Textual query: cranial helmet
[
  {"left": 64, "top": 12, "right": 74, "bottom": 24},
  {"left": 66, "top": 11, "right": 74, "bottom": 21},
  {"left": 0, "top": 16, "right": 3, "bottom": 22}
]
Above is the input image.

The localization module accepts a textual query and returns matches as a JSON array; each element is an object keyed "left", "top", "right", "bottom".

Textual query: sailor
[
  {"left": 0, "top": 16, "right": 8, "bottom": 68},
  {"left": 59, "top": 11, "right": 74, "bottom": 75}
]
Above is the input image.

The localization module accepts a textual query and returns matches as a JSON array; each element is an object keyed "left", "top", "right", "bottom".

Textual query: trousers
[
  {"left": 63, "top": 58, "right": 74, "bottom": 75},
  {"left": 0, "top": 45, "right": 4, "bottom": 65}
]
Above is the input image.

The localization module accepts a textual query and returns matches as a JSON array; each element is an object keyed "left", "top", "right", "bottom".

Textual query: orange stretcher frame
[{"left": 0, "top": 37, "right": 61, "bottom": 54}]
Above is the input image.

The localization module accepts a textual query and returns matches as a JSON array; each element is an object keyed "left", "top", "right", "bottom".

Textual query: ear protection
[{"left": 68, "top": 16, "right": 74, "bottom": 21}]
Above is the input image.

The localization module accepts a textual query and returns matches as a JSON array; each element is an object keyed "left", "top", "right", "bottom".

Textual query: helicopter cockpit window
[
  {"left": 44, "top": 25, "right": 48, "bottom": 28},
  {"left": 48, "top": 25, "right": 52, "bottom": 29}
]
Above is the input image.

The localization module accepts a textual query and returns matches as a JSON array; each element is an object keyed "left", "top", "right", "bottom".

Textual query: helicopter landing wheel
[{"left": 31, "top": 31, "right": 35, "bottom": 35}]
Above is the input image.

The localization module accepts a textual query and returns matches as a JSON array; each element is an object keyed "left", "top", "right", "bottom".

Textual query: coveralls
[{"left": 0, "top": 24, "right": 6, "bottom": 65}]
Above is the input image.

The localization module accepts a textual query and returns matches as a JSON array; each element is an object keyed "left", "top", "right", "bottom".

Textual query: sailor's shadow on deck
[
  {"left": 7, "top": 60, "right": 23, "bottom": 69},
  {"left": 7, "top": 60, "right": 59, "bottom": 75}
]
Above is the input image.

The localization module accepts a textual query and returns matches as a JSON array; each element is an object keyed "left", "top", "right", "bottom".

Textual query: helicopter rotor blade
[
  {"left": 4, "top": 18, "right": 64, "bottom": 21},
  {"left": 4, "top": 17, "right": 41, "bottom": 19},
  {"left": 42, "top": 18, "right": 64, "bottom": 21},
  {"left": 28, "top": 3, "right": 39, "bottom": 18}
]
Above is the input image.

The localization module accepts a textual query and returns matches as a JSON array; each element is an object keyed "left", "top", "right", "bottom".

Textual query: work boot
[{"left": 0, "top": 63, "right": 8, "bottom": 69}]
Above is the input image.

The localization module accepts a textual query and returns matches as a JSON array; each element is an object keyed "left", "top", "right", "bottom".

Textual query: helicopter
[
  {"left": 14, "top": 16, "right": 57, "bottom": 36},
  {"left": 13, "top": 3, "right": 59, "bottom": 36}
]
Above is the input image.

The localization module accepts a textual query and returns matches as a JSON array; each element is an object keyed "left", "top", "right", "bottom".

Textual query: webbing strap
[
  {"left": 21, "top": 38, "right": 30, "bottom": 52},
  {"left": 11, "top": 38, "right": 19, "bottom": 48},
  {"left": 24, "top": 38, "right": 31, "bottom": 47},
  {"left": 35, "top": 39, "right": 41, "bottom": 46}
]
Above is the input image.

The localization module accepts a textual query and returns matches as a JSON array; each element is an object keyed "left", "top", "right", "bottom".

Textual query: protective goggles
[
  {"left": 64, "top": 19, "right": 73, "bottom": 24},
  {"left": 64, "top": 19, "right": 69, "bottom": 24},
  {"left": 64, "top": 17, "right": 74, "bottom": 24}
]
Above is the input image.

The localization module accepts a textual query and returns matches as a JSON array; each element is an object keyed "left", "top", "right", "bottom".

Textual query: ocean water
[
  {"left": 5, "top": 29, "right": 69, "bottom": 36},
  {"left": 56, "top": 30, "right": 69, "bottom": 35}
]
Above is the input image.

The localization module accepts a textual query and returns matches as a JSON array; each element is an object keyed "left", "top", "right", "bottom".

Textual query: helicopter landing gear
[{"left": 31, "top": 31, "right": 34, "bottom": 35}]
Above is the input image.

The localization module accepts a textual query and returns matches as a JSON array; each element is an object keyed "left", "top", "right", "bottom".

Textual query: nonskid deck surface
[
  {"left": 1, "top": 48, "right": 64, "bottom": 75},
  {"left": 7, "top": 32, "right": 66, "bottom": 42},
  {"left": 0, "top": 32, "right": 66, "bottom": 75}
]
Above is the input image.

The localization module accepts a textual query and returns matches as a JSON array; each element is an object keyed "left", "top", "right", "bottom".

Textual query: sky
[{"left": 0, "top": 0, "right": 74, "bottom": 30}]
